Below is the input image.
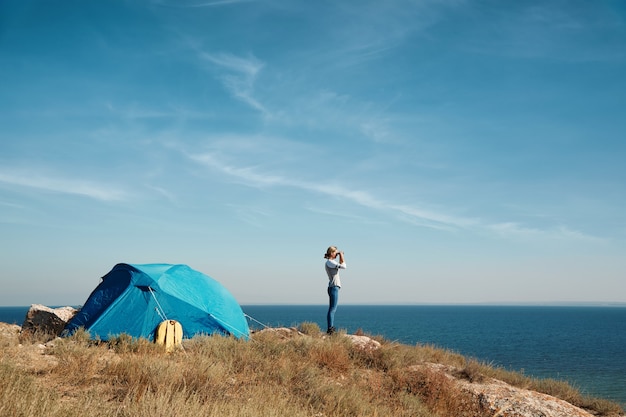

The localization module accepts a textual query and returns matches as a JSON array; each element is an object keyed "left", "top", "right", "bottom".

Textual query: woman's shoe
[{"left": 326, "top": 326, "right": 336, "bottom": 335}]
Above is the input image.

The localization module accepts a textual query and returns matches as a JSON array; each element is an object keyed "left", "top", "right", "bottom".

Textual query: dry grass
[{"left": 0, "top": 324, "right": 623, "bottom": 417}]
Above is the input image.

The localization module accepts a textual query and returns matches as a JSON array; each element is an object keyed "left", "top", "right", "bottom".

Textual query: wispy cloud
[
  {"left": 145, "top": 185, "right": 178, "bottom": 204},
  {"left": 390, "top": 204, "right": 477, "bottom": 230},
  {"left": 103, "top": 101, "right": 214, "bottom": 121},
  {"left": 155, "top": 0, "right": 254, "bottom": 8},
  {"left": 186, "top": 0, "right": 253, "bottom": 7},
  {"left": 323, "top": 0, "right": 454, "bottom": 67},
  {"left": 200, "top": 52, "right": 268, "bottom": 115},
  {"left": 0, "top": 200, "right": 26, "bottom": 209},
  {"left": 188, "top": 151, "right": 473, "bottom": 231},
  {"left": 187, "top": 150, "right": 606, "bottom": 242},
  {"left": 226, "top": 203, "right": 271, "bottom": 228},
  {"left": 488, "top": 222, "right": 605, "bottom": 243},
  {"left": 460, "top": 3, "right": 626, "bottom": 62},
  {"left": 0, "top": 170, "right": 127, "bottom": 202},
  {"left": 304, "top": 205, "right": 384, "bottom": 225}
]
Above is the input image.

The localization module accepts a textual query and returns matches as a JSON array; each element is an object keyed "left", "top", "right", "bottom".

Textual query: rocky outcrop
[
  {"left": 461, "top": 377, "right": 595, "bottom": 417},
  {"left": 0, "top": 322, "right": 21, "bottom": 339},
  {"left": 345, "top": 334, "right": 381, "bottom": 351},
  {"left": 413, "top": 363, "right": 598, "bottom": 417},
  {"left": 21, "top": 304, "right": 78, "bottom": 336},
  {"left": 253, "top": 328, "right": 382, "bottom": 351},
  {"left": 253, "top": 326, "right": 306, "bottom": 339},
  {"left": 253, "top": 331, "right": 609, "bottom": 416}
]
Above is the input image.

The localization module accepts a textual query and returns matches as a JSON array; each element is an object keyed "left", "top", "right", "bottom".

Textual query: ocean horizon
[{"left": 2, "top": 304, "right": 625, "bottom": 407}]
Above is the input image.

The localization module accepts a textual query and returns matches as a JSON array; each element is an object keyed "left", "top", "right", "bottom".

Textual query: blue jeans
[{"left": 327, "top": 286, "right": 339, "bottom": 329}]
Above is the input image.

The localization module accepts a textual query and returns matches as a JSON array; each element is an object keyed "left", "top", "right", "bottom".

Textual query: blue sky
[{"left": 1, "top": 0, "right": 625, "bottom": 306}]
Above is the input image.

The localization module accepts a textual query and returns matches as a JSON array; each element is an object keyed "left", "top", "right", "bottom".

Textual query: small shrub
[
  {"left": 51, "top": 342, "right": 107, "bottom": 387},
  {"left": 414, "top": 343, "right": 466, "bottom": 368},
  {"left": 400, "top": 366, "right": 490, "bottom": 417},
  {"left": 578, "top": 396, "right": 625, "bottom": 416},
  {"left": 310, "top": 340, "right": 351, "bottom": 373},
  {"left": 533, "top": 378, "right": 583, "bottom": 405},
  {"left": 455, "top": 358, "right": 486, "bottom": 383},
  {"left": 18, "top": 328, "right": 58, "bottom": 344},
  {"left": 360, "top": 344, "right": 401, "bottom": 371},
  {"left": 69, "top": 327, "right": 93, "bottom": 344},
  {"left": 297, "top": 321, "right": 321, "bottom": 335},
  {"left": 109, "top": 333, "right": 137, "bottom": 353},
  {"left": 483, "top": 365, "right": 532, "bottom": 389}
]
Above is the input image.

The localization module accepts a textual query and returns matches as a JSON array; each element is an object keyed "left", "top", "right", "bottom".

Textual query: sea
[{"left": 2, "top": 304, "right": 625, "bottom": 407}]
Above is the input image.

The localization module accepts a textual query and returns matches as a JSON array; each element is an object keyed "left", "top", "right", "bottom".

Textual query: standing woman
[{"left": 324, "top": 246, "right": 346, "bottom": 335}]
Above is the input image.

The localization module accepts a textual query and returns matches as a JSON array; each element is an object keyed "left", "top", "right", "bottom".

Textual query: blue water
[{"left": 2, "top": 305, "right": 625, "bottom": 407}]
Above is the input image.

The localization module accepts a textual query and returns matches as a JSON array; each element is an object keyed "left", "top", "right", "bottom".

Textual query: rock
[
  {"left": 0, "top": 322, "right": 21, "bottom": 339},
  {"left": 346, "top": 334, "right": 381, "bottom": 351},
  {"left": 21, "top": 304, "right": 78, "bottom": 336},
  {"left": 412, "top": 363, "right": 597, "bottom": 417},
  {"left": 459, "top": 377, "right": 595, "bottom": 417},
  {"left": 252, "top": 327, "right": 382, "bottom": 352},
  {"left": 253, "top": 327, "right": 305, "bottom": 339}
]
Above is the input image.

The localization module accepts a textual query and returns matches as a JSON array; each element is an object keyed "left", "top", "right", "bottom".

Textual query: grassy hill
[{"left": 1, "top": 322, "right": 623, "bottom": 417}]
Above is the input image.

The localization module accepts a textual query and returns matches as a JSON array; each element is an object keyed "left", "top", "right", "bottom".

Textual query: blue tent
[{"left": 64, "top": 263, "right": 249, "bottom": 341}]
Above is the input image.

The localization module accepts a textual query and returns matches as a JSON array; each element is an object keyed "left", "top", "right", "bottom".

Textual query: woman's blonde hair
[{"left": 324, "top": 246, "right": 337, "bottom": 259}]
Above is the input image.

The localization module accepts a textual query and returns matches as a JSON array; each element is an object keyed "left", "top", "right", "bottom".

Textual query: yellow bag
[{"left": 155, "top": 320, "right": 183, "bottom": 352}]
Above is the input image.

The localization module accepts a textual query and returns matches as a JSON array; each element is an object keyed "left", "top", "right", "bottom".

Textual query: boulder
[
  {"left": 253, "top": 327, "right": 305, "bottom": 339},
  {"left": 411, "top": 363, "right": 598, "bottom": 417},
  {"left": 21, "top": 304, "right": 78, "bottom": 336},
  {"left": 459, "top": 377, "right": 596, "bottom": 417},
  {"left": 346, "top": 334, "right": 381, "bottom": 351},
  {"left": 0, "top": 322, "right": 21, "bottom": 340}
]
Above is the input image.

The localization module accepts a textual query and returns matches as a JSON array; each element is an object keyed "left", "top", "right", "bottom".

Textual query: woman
[{"left": 324, "top": 246, "right": 346, "bottom": 335}]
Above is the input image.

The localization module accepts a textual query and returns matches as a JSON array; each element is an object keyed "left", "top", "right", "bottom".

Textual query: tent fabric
[{"left": 64, "top": 263, "right": 250, "bottom": 341}]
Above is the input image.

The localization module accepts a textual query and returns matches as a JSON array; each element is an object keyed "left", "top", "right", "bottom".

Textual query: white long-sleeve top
[{"left": 325, "top": 259, "right": 347, "bottom": 288}]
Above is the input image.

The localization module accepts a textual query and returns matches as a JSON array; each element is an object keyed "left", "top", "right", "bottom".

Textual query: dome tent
[{"left": 64, "top": 263, "right": 249, "bottom": 341}]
